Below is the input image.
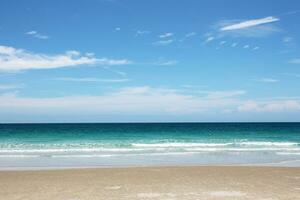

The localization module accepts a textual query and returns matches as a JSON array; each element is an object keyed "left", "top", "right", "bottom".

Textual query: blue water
[{"left": 0, "top": 123, "right": 300, "bottom": 169}]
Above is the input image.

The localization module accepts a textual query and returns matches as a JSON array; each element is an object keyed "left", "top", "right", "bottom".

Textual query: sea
[{"left": 0, "top": 123, "right": 300, "bottom": 170}]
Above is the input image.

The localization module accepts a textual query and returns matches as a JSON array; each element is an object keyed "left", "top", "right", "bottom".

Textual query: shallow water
[{"left": 0, "top": 123, "right": 300, "bottom": 169}]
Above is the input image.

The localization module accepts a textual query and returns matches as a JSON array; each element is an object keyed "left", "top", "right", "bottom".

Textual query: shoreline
[
  {"left": 1, "top": 166, "right": 300, "bottom": 199},
  {"left": 1, "top": 161, "right": 300, "bottom": 171}
]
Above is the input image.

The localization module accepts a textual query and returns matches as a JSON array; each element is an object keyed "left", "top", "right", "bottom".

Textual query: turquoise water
[{"left": 0, "top": 123, "right": 300, "bottom": 169}]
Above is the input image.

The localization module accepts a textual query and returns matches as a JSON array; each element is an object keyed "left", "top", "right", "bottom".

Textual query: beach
[{"left": 1, "top": 166, "right": 300, "bottom": 200}]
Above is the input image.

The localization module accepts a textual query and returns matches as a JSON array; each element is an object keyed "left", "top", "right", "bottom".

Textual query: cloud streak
[
  {"left": 0, "top": 45, "right": 131, "bottom": 72},
  {"left": 26, "top": 30, "right": 49, "bottom": 39},
  {"left": 54, "top": 77, "right": 130, "bottom": 83},
  {"left": 220, "top": 16, "right": 279, "bottom": 31}
]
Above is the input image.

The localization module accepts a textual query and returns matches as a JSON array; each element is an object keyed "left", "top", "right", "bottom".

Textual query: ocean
[{"left": 0, "top": 123, "right": 300, "bottom": 169}]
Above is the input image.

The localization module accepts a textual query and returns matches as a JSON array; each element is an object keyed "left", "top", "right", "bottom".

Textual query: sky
[{"left": 0, "top": 0, "right": 300, "bottom": 123}]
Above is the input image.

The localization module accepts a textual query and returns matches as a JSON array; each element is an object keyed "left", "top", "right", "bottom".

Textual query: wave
[
  {"left": 238, "top": 142, "right": 298, "bottom": 146},
  {"left": 131, "top": 142, "right": 233, "bottom": 148}
]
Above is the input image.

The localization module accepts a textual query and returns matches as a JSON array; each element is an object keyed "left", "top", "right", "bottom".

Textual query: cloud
[
  {"left": 0, "top": 45, "right": 131, "bottom": 72},
  {"left": 214, "top": 16, "right": 281, "bottom": 38},
  {"left": 289, "top": 58, "right": 300, "bottom": 64},
  {"left": 283, "top": 36, "right": 293, "bottom": 43},
  {"left": 238, "top": 100, "right": 300, "bottom": 112},
  {"left": 1, "top": 86, "right": 299, "bottom": 121},
  {"left": 185, "top": 32, "right": 197, "bottom": 38},
  {"left": 231, "top": 43, "right": 238, "bottom": 47},
  {"left": 54, "top": 77, "right": 130, "bottom": 83},
  {"left": 180, "top": 32, "right": 197, "bottom": 41},
  {"left": 156, "top": 60, "right": 178, "bottom": 66},
  {"left": 220, "top": 16, "right": 279, "bottom": 31},
  {"left": 219, "top": 41, "right": 226, "bottom": 45},
  {"left": 135, "top": 30, "right": 151, "bottom": 37},
  {"left": 0, "top": 87, "right": 244, "bottom": 116},
  {"left": 115, "top": 27, "right": 121, "bottom": 31},
  {"left": 26, "top": 30, "right": 49, "bottom": 39},
  {"left": 254, "top": 78, "right": 279, "bottom": 83},
  {"left": 283, "top": 73, "right": 300, "bottom": 78},
  {"left": 204, "top": 36, "right": 214, "bottom": 43},
  {"left": 158, "top": 33, "right": 173, "bottom": 38},
  {"left": 199, "top": 90, "right": 246, "bottom": 99},
  {"left": 243, "top": 45, "right": 250, "bottom": 49},
  {"left": 0, "top": 84, "right": 23, "bottom": 90},
  {"left": 153, "top": 39, "right": 173, "bottom": 46}
]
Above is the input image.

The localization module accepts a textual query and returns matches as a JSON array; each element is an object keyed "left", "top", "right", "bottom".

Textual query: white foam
[
  {"left": 239, "top": 142, "right": 298, "bottom": 146},
  {"left": 131, "top": 142, "right": 233, "bottom": 148},
  {"left": 276, "top": 152, "right": 300, "bottom": 155}
]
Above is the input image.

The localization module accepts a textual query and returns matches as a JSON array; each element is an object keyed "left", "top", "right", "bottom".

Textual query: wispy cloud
[
  {"left": 204, "top": 36, "right": 214, "bottom": 43},
  {"left": 135, "top": 30, "right": 151, "bottom": 37},
  {"left": 1, "top": 86, "right": 299, "bottom": 121},
  {"left": 213, "top": 16, "right": 281, "bottom": 38},
  {"left": 0, "top": 87, "right": 244, "bottom": 116},
  {"left": 283, "top": 36, "right": 293, "bottom": 43},
  {"left": 283, "top": 73, "right": 300, "bottom": 78},
  {"left": 0, "top": 45, "right": 131, "bottom": 72},
  {"left": 220, "top": 16, "right": 279, "bottom": 31},
  {"left": 156, "top": 60, "right": 178, "bottom": 66},
  {"left": 153, "top": 39, "right": 174, "bottom": 46},
  {"left": 158, "top": 32, "right": 173, "bottom": 38},
  {"left": 231, "top": 42, "right": 238, "bottom": 47},
  {"left": 198, "top": 90, "right": 246, "bottom": 99},
  {"left": 254, "top": 78, "right": 279, "bottom": 83},
  {"left": 26, "top": 30, "right": 49, "bottom": 39},
  {"left": 219, "top": 40, "right": 227, "bottom": 45},
  {"left": 54, "top": 77, "right": 130, "bottom": 83},
  {"left": 238, "top": 100, "right": 300, "bottom": 112},
  {"left": 180, "top": 32, "right": 197, "bottom": 41},
  {"left": 0, "top": 84, "right": 23, "bottom": 90}
]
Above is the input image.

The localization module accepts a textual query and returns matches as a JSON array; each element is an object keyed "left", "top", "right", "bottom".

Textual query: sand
[{"left": 0, "top": 166, "right": 300, "bottom": 200}]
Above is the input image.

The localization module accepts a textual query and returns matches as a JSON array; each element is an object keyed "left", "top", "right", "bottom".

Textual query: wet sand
[{"left": 1, "top": 166, "right": 300, "bottom": 200}]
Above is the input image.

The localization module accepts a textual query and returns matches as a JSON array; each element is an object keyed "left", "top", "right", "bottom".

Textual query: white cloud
[
  {"left": 231, "top": 43, "right": 238, "bottom": 47},
  {"left": 204, "top": 36, "right": 214, "bottom": 43},
  {"left": 153, "top": 40, "right": 173, "bottom": 46},
  {"left": 54, "top": 77, "right": 130, "bottom": 82},
  {"left": 252, "top": 46, "right": 260, "bottom": 50},
  {"left": 0, "top": 45, "right": 131, "bottom": 72},
  {"left": 289, "top": 58, "right": 300, "bottom": 64},
  {"left": 115, "top": 27, "right": 121, "bottom": 31},
  {"left": 0, "top": 84, "right": 23, "bottom": 90},
  {"left": 0, "top": 87, "right": 242, "bottom": 115},
  {"left": 255, "top": 78, "right": 279, "bottom": 83},
  {"left": 238, "top": 100, "right": 300, "bottom": 112},
  {"left": 135, "top": 30, "right": 151, "bottom": 36},
  {"left": 200, "top": 90, "right": 246, "bottom": 99},
  {"left": 1, "top": 86, "right": 299, "bottom": 121},
  {"left": 283, "top": 36, "right": 293, "bottom": 43},
  {"left": 156, "top": 60, "right": 178, "bottom": 66},
  {"left": 26, "top": 30, "right": 49, "bottom": 39},
  {"left": 243, "top": 45, "right": 250, "bottom": 49},
  {"left": 158, "top": 33, "right": 173, "bottom": 38},
  {"left": 215, "top": 17, "right": 280, "bottom": 38},
  {"left": 185, "top": 32, "right": 197, "bottom": 38},
  {"left": 283, "top": 73, "right": 300, "bottom": 78},
  {"left": 220, "top": 16, "right": 279, "bottom": 31},
  {"left": 180, "top": 32, "right": 197, "bottom": 41},
  {"left": 219, "top": 41, "right": 226, "bottom": 45}
]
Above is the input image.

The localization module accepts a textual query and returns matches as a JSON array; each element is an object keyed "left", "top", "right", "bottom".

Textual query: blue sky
[{"left": 0, "top": 0, "right": 300, "bottom": 122}]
